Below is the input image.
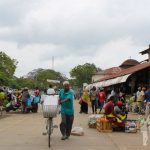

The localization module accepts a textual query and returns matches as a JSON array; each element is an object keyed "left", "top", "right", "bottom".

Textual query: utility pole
[{"left": 52, "top": 56, "right": 54, "bottom": 70}]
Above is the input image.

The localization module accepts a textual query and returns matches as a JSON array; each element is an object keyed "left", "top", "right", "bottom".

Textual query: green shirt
[
  {"left": 0, "top": 92, "right": 5, "bottom": 100},
  {"left": 59, "top": 89, "right": 74, "bottom": 116}
]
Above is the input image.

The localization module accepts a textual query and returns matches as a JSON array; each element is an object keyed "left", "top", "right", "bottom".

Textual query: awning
[
  {"left": 96, "top": 74, "right": 131, "bottom": 87},
  {"left": 86, "top": 74, "right": 131, "bottom": 89}
]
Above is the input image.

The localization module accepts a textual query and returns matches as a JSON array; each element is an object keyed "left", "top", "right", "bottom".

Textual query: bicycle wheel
[{"left": 48, "top": 118, "right": 53, "bottom": 148}]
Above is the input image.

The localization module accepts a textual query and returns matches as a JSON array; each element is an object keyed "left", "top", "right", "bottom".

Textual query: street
[{"left": 0, "top": 101, "right": 149, "bottom": 150}]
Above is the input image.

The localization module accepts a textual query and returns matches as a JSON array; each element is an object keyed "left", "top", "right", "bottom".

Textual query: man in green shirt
[{"left": 59, "top": 81, "right": 74, "bottom": 140}]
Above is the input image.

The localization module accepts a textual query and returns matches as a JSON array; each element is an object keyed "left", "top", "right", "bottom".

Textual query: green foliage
[
  {"left": 70, "top": 63, "right": 97, "bottom": 87},
  {"left": 10, "top": 78, "right": 35, "bottom": 89},
  {"left": 11, "top": 69, "right": 67, "bottom": 90},
  {"left": 34, "top": 69, "right": 66, "bottom": 89},
  {"left": 0, "top": 51, "right": 18, "bottom": 85}
]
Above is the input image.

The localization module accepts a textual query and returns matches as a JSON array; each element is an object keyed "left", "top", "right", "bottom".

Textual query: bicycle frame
[{"left": 46, "top": 117, "right": 53, "bottom": 148}]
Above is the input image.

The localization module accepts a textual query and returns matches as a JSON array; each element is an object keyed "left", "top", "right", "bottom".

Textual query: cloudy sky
[{"left": 0, "top": 0, "right": 150, "bottom": 77}]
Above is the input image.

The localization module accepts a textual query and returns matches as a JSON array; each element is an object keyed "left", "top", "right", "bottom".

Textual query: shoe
[
  {"left": 61, "top": 135, "right": 66, "bottom": 140},
  {"left": 65, "top": 136, "right": 70, "bottom": 140},
  {"left": 42, "top": 132, "right": 47, "bottom": 136}
]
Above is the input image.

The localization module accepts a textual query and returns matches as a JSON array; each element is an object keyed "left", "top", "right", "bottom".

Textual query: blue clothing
[
  {"left": 59, "top": 89, "right": 74, "bottom": 116},
  {"left": 145, "top": 90, "right": 150, "bottom": 102}
]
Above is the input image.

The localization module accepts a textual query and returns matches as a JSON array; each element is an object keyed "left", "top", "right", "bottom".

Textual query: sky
[{"left": 0, "top": 0, "right": 150, "bottom": 77}]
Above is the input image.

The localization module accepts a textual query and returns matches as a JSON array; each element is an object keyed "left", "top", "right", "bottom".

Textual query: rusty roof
[
  {"left": 95, "top": 62, "right": 150, "bottom": 83},
  {"left": 94, "top": 67, "right": 122, "bottom": 75},
  {"left": 120, "top": 59, "right": 140, "bottom": 67}
]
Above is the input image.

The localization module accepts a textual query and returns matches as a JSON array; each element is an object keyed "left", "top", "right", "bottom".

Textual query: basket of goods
[
  {"left": 97, "top": 116, "right": 112, "bottom": 133},
  {"left": 88, "top": 115, "right": 103, "bottom": 129},
  {"left": 125, "top": 120, "right": 137, "bottom": 133},
  {"left": 42, "top": 95, "right": 59, "bottom": 118}
]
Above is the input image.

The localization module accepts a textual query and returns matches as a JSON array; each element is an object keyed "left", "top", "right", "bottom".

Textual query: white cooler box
[{"left": 42, "top": 95, "right": 59, "bottom": 118}]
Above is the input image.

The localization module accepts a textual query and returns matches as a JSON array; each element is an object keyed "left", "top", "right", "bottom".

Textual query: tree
[
  {"left": 70, "top": 63, "right": 97, "bottom": 87},
  {"left": 0, "top": 51, "right": 18, "bottom": 85},
  {"left": 15, "top": 69, "right": 67, "bottom": 90},
  {"left": 35, "top": 69, "right": 65, "bottom": 89}
]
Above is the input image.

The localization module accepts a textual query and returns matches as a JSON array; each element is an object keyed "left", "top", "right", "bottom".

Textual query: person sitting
[
  {"left": 104, "top": 96, "right": 126, "bottom": 124},
  {"left": 0, "top": 88, "right": 5, "bottom": 110},
  {"left": 114, "top": 101, "right": 127, "bottom": 122}
]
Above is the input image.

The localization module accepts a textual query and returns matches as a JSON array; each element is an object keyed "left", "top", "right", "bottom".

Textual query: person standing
[
  {"left": 21, "top": 87, "right": 30, "bottom": 113},
  {"left": 47, "top": 85, "right": 55, "bottom": 95},
  {"left": 137, "top": 87, "right": 145, "bottom": 114},
  {"left": 98, "top": 87, "right": 106, "bottom": 114},
  {"left": 145, "top": 86, "right": 150, "bottom": 118},
  {"left": 59, "top": 81, "right": 74, "bottom": 140},
  {"left": 15, "top": 89, "right": 22, "bottom": 105},
  {"left": 90, "top": 86, "right": 97, "bottom": 114},
  {"left": 136, "top": 87, "right": 141, "bottom": 99},
  {"left": 79, "top": 89, "right": 90, "bottom": 114},
  {"left": 32, "top": 87, "right": 40, "bottom": 113}
]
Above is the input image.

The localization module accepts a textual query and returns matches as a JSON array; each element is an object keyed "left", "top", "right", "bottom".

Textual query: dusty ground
[{"left": 0, "top": 101, "right": 149, "bottom": 150}]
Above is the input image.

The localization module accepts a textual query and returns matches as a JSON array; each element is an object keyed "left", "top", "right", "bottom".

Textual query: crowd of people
[
  {"left": 1, "top": 83, "right": 150, "bottom": 141},
  {"left": 0, "top": 87, "right": 41, "bottom": 113},
  {"left": 79, "top": 87, "right": 106, "bottom": 114},
  {"left": 0, "top": 83, "right": 75, "bottom": 141},
  {"left": 133, "top": 86, "right": 150, "bottom": 117},
  {"left": 78, "top": 85, "right": 150, "bottom": 128}
]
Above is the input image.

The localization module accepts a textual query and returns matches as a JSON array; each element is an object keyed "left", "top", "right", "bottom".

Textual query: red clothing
[
  {"left": 104, "top": 101, "right": 114, "bottom": 115},
  {"left": 99, "top": 91, "right": 106, "bottom": 102}
]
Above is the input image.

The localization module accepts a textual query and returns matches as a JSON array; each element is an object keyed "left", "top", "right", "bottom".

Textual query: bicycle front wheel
[{"left": 48, "top": 118, "right": 53, "bottom": 148}]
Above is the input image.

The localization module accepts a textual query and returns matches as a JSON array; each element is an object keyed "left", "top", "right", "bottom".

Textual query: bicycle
[
  {"left": 42, "top": 95, "right": 59, "bottom": 148},
  {"left": 46, "top": 117, "right": 53, "bottom": 148}
]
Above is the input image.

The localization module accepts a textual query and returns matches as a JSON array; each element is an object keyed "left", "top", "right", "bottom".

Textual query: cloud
[{"left": 0, "top": 0, "right": 149, "bottom": 77}]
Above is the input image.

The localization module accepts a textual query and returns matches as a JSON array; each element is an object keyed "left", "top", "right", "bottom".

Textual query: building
[
  {"left": 92, "top": 67, "right": 122, "bottom": 83},
  {"left": 89, "top": 45, "right": 150, "bottom": 94},
  {"left": 140, "top": 45, "right": 150, "bottom": 62}
]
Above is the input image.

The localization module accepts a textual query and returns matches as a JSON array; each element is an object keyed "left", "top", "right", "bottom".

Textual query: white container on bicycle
[{"left": 42, "top": 95, "right": 59, "bottom": 118}]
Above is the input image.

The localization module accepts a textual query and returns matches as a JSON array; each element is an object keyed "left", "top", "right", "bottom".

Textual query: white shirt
[{"left": 47, "top": 88, "right": 55, "bottom": 95}]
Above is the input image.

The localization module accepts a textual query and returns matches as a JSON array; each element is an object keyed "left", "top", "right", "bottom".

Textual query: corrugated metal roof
[
  {"left": 94, "top": 67, "right": 122, "bottom": 75},
  {"left": 96, "top": 63, "right": 150, "bottom": 83},
  {"left": 140, "top": 45, "right": 150, "bottom": 55}
]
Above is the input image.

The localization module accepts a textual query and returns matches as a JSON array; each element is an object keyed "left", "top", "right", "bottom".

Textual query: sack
[
  {"left": 125, "top": 120, "right": 137, "bottom": 133},
  {"left": 71, "top": 127, "right": 84, "bottom": 136},
  {"left": 6, "top": 102, "right": 11, "bottom": 108},
  {"left": 34, "top": 96, "right": 40, "bottom": 104},
  {"left": 26, "top": 97, "right": 32, "bottom": 107}
]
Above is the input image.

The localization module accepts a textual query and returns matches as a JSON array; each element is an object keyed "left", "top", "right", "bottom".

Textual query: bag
[
  {"left": 125, "top": 120, "right": 137, "bottom": 133},
  {"left": 71, "top": 127, "right": 84, "bottom": 136},
  {"left": 6, "top": 102, "right": 11, "bottom": 108},
  {"left": 34, "top": 96, "right": 40, "bottom": 104},
  {"left": 26, "top": 97, "right": 32, "bottom": 107}
]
